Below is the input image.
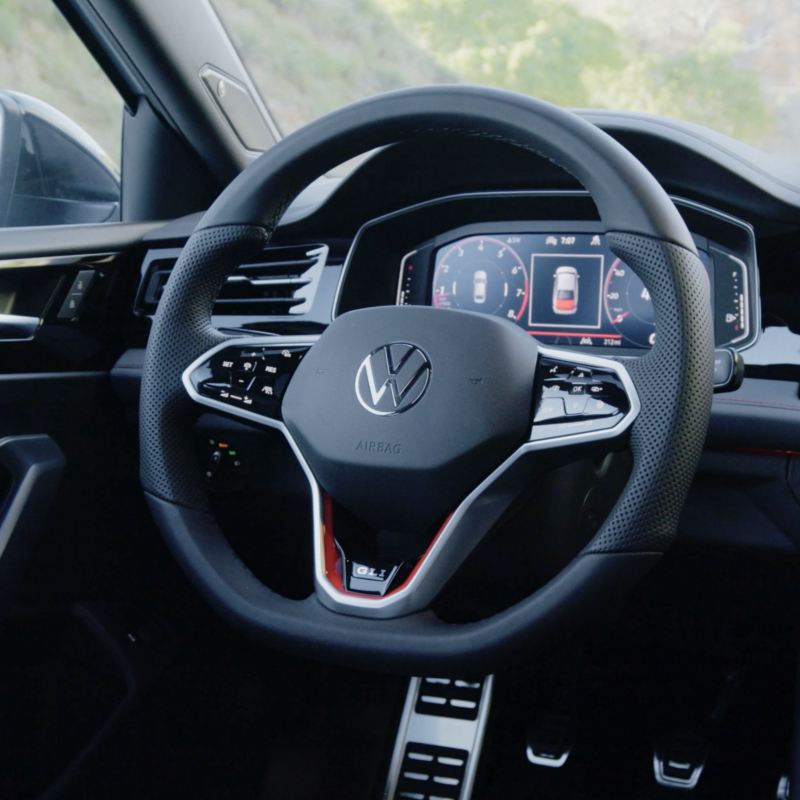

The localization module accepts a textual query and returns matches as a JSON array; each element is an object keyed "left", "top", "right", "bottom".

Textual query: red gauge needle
[{"left": 612, "top": 311, "right": 630, "bottom": 323}]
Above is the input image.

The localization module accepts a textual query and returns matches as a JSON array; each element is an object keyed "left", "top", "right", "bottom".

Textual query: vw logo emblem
[{"left": 355, "top": 343, "right": 431, "bottom": 416}]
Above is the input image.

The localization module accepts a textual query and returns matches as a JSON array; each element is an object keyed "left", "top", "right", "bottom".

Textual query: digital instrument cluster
[{"left": 397, "top": 230, "right": 751, "bottom": 350}]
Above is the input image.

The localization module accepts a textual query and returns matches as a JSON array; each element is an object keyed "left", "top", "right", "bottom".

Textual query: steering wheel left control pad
[{"left": 190, "top": 344, "right": 309, "bottom": 420}]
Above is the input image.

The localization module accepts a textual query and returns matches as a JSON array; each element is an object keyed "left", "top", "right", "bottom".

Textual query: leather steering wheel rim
[{"left": 140, "top": 86, "right": 714, "bottom": 673}]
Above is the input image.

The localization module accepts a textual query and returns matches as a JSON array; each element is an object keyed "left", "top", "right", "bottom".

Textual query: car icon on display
[
  {"left": 552, "top": 265, "right": 579, "bottom": 315},
  {"left": 473, "top": 269, "right": 488, "bottom": 304}
]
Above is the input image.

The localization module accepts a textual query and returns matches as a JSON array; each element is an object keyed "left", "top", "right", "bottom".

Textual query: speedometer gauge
[
  {"left": 432, "top": 236, "right": 529, "bottom": 321},
  {"left": 603, "top": 258, "right": 656, "bottom": 347}
]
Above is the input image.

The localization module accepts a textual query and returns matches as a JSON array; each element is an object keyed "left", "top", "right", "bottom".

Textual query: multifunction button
[
  {"left": 712, "top": 348, "right": 744, "bottom": 393},
  {"left": 533, "top": 358, "right": 629, "bottom": 426},
  {"left": 197, "top": 345, "right": 308, "bottom": 419}
]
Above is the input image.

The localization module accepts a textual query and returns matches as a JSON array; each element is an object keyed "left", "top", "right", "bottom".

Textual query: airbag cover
[{"left": 283, "top": 306, "right": 537, "bottom": 532}]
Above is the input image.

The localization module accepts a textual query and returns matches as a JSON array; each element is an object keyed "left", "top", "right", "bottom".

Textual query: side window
[{"left": 0, "top": 0, "right": 123, "bottom": 227}]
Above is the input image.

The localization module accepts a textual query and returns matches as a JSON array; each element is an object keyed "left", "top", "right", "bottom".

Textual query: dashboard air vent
[{"left": 136, "top": 243, "right": 329, "bottom": 316}]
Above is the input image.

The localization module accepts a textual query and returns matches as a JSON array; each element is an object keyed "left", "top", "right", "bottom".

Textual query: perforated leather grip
[
  {"left": 140, "top": 225, "right": 265, "bottom": 509},
  {"left": 587, "top": 234, "right": 714, "bottom": 554}
]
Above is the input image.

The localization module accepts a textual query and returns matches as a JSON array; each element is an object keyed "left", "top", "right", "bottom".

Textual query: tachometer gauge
[
  {"left": 432, "top": 236, "right": 529, "bottom": 322},
  {"left": 603, "top": 258, "right": 656, "bottom": 347}
]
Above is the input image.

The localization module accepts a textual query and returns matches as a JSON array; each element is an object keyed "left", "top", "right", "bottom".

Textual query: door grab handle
[{"left": 0, "top": 313, "right": 41, "bottom": 342}]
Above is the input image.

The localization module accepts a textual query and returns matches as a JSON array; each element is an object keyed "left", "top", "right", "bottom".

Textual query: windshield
[{"left": 213, "top": 0, "right": 799, "bottom": 159}]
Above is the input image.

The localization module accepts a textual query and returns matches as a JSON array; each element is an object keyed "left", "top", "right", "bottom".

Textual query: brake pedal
[
  {"left": 384, "top": 676, "right": 493, "bottom": 800},
  {"left": 653, "top": 733, "right": 707, "bottom": 790},
  {"left": 526, "top": 714, "right": 572, "bottom": 768}
]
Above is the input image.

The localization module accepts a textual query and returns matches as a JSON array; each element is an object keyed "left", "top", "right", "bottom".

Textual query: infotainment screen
[{"left": 400, "top": 231, "right": 721, "bottom": 349}]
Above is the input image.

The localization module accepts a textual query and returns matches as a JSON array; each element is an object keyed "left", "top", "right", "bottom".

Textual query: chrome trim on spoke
[
  {"left": 182, "top": 334, "right": 639, "bottom": 619},
  {"left": 182, "top": 335, "right": 327, "bottom": 611}
]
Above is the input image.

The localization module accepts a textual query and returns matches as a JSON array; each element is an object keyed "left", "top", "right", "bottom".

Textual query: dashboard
[
  {"left": 338, "top": 191, "right": 760, "bottom": 355},
  {"left": 7, "top": 108, "right": 800, "bottom": 562}
]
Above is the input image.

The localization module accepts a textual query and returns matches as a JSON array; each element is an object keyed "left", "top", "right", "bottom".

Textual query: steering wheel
[{"left": 140, "top": 86, "right": 713, "bottom": 673}]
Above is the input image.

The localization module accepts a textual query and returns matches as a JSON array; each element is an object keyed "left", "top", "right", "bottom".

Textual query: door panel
[{"left": 0, "top": 223, "right": 155, "bottom": 604}]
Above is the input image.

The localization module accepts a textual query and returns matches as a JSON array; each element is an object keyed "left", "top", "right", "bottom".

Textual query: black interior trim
[
  {"left": 203, "top": 87, "right": 695, "bottom": 249},
  {"left": 122, "top": 97, "right": 221, "bottom": 222},
  {"left": 0, "top": 435, "right": 65, "bottom": 608},
  {"left": 0, "top": 221, "right": 161, "bottom": 259}
]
